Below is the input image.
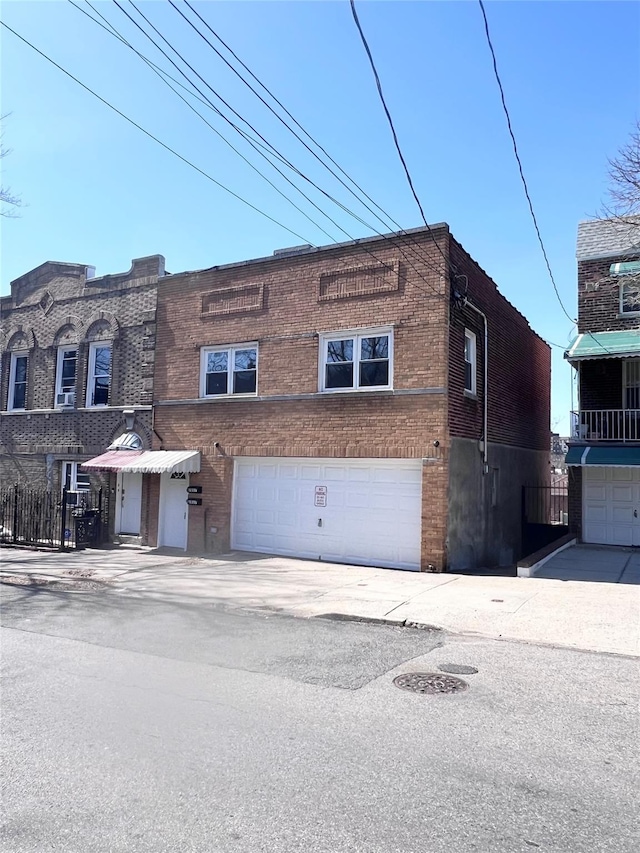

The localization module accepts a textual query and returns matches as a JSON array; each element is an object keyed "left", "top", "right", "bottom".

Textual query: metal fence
[
  {"left": 522, "top": 484, "right": 568, "bottom": 526},
  {"left": 0, "top": 485, "right": 109, "bottom": 550}
]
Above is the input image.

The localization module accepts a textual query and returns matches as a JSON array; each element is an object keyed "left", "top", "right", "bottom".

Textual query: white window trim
[
  {"left": 61, "top": 461, "right": 91, "bottom": 493},
  {"left": 464, "top": 329, "right": 477, "bottom": 395},
  {"left": 200, "top": 342, "right": 259, "bottom": 399},
  {"left": 8, "top": 351, "right": 28, "bottom": 411},
  {"left": 85, "top": 342, "right": 112, "bottom": 408},
  {"left": 319, "top": 326, "right": 393, "bottom": 393},
  {"left": 55, "top": 345, "right": 78, "bottom": 405},
  {"left": 620, "top": 280, "right": 640, "bottom": 316}
]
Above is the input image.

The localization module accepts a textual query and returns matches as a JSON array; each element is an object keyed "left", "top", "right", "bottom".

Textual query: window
[
  {"left": 62, "top": 461, "right": 90, "bottom": 493},
  {"left": 321, "top": 329, "right": 392, "bottom": 391},
  {"left": 464, "top": 330, "right": 477, "bottom": 395},
  {"left": 86, "top": 343, "right": 112, "bottom": 407},
  {"left": 55, "top": 346, "right": 78, "bottom": 405},
  {"left": 620, "top": 280, "right": 640, "bottom": 314},
  {"left": 8, "top": 352, "right": 28, "bottom": 410},
  {"left": 200, "top": 344, "right": 258, "bottom": 397}
]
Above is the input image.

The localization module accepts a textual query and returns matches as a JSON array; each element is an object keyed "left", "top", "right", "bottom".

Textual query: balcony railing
[{"left": 570, "top": 409, "right": 640, "bottom": 442}]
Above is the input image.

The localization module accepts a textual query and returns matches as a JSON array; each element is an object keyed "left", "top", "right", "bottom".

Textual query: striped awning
[
  {"left": 565, "top": 446, "right": 640, "bottom": 467},
  {"left": 82, "top": 450, "right": 201, "bottom": 474},
  {"left": 565, "top": 331, "right": 640, "bottom": 361}
]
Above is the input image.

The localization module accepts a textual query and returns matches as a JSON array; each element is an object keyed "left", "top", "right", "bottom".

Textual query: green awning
[
  {"left": 565, "top": 330, "right": 640, "bottom": 361},
  {"left": 610, "top": 261, "right": 640, "bottom": 276},
  {"left": 566, "top": 445, "right": 640, "bottom": 466}
]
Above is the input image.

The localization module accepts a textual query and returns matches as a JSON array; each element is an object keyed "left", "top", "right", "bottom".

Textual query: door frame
[{"left": 158, "top": 471, "right": 189, "bottom": 549}]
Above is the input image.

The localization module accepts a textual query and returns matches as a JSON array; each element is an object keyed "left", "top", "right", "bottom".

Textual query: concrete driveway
[
  {"left": 1, "top": 546, "right": 639, "bottom": 656},
  {"left": 528, "top": 544, "right": 640, "bottom": 584}
]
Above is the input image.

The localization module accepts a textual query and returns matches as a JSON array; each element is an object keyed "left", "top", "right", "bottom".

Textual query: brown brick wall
[
  {"left": 578, "top": 255, "right": 637, "bottom": 333},
  {"left": 579, "top": 359, "right": 623, "bottom": 410},
  {"left": 1, "top": 256, "right": 163, "bottom": 488},
  {"left": 448, "top": 238, "right": 551, "bottom": 451}
]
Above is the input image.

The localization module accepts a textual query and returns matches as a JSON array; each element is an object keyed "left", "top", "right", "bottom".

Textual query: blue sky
[{"left": 1, "top": 0, "right": 639, "bottom": 433}]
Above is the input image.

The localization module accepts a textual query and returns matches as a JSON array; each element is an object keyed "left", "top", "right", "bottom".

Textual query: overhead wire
[
  {"left": 0, "top": 19, "right": 316, "bottom": 246},
  {"left": 476, "top": 0, "right": 610, "bottom": 357},
  {"left": 174, "top": 0, "right": 450, "bottom": 278},
  {"left": 348, "top": 0, "right": 450, "bottom": 271},
  {"left": 108, "top": 0, "right": 453, "bottom": 299},
  {"left": 122, "top": 0, "right": 450, "bottom": 292}
]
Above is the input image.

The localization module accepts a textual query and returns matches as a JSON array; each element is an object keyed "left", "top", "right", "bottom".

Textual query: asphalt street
[{"left": 1, "top": 581, "right": 638, "bottom": 853}]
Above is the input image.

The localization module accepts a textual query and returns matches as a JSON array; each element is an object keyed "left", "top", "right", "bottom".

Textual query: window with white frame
[
  {"left": 61, "top": 461, "right": 91, "bottom": 493},
  {"left": 86, "top": 343, "right": 112, "bottom": 407},
  {"left": 55, "top": 346, "right": 78, "bottom": 406},
  {"left": 200, "top": 344, "right": 258, "bottom": 397},
  {"left": 8, "top": 351, "right": 28, "bottom": 410},
  {"left": 620, "top": 279, "right": 640, "bottom": 314},
  {"left": 321, "top": 329, "right": 392, "bottom": 391},
  {"left": 464, "top": 329, "right": 477, "bottom": 395}
]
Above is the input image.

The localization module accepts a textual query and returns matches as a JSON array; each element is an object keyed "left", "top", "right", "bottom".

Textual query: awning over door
[
  {"left": 565, "top": 446, "right": 640, "bottom": 467},
  {"left": 82, "top": 450, "right": 201, "bottom": 474},
  {"left": 565, "top": 330, "right": 640, "bottom": 361}
]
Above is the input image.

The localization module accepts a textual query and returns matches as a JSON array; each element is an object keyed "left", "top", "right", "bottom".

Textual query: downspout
[{"left": 464, "top": 299, "right": 489, "bottom": 473}]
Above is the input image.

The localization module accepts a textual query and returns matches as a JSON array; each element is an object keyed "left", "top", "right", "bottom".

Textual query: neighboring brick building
[
  {"left": 0, "top": 255, "right": 165, "bottom": 538},
  {"left": 565, "top": 217, "right": 640, "bottom": 545},
  {"left": 134, "top": 224, "right": 549, "bottom": 571}
]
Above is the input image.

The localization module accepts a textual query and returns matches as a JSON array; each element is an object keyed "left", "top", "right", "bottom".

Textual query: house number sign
[{"left": 314, "top": 486, "right": 327, "bottom": 507}]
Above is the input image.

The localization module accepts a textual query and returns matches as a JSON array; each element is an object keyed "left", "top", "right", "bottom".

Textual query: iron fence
[
  {"left": 0, "top": 485, "right": 109, "bottom": 550},
  {"left": 522, "top": 484, "right": 568, "bottom": 526}
]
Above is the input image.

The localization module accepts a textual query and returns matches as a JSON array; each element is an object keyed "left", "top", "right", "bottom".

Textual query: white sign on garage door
[
  {"left": 583, "top": 466, "right": 640, "bottom": 546},
  {"left": 232, "top": 458, "right": 422, "bottom": 571}
]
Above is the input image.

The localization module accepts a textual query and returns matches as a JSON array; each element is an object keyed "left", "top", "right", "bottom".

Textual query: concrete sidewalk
[{"left": 1, "top": 547, "right": 638, "bottom": 657}]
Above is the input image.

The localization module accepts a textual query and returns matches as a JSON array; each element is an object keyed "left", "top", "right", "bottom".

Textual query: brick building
[
  {"left": 122, "top": 224, "right": 549, "bottom": 572},
  {"left": 565, "top": 217, "right": 640, "bottom": 545},
  {"left": 0, "top": 255, "right": 165, "bottom": 538}
]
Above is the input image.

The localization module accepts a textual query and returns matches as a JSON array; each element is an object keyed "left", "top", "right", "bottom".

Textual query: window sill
[
  {"left": 200, "top": 393, "right": 258, "bottom": 401},
  {"left": 464, "top": 390, "right": 478, "bottom": 400},
  {"left": 320, "top": 387, "right": 393, "bottom": 395},
  {"left": 616, "top": 312, "right": 640, "bottom": 319},
  {"left": 1, "top": 405, "right": 152, "bottom": 416}
]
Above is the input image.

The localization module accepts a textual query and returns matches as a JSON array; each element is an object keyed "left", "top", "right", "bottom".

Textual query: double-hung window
[
  {"left": 55, "top": 346, "right": 78, "bottom": 406},
  {"left": 620, "top": 280, "right": 640, "bottom": 315},
  {"left": 200, "top": 344, "right": 258, "bottom": 397},
  {"left": 86, "top": 343, "right": 112, "bottom": 407},
  {"left": 321, "top": 328, "right": 392, "bottom": 391},
  {"left": 8, "top": 352, "right": 28, "bottom": 410},
  {"left": 62, "top": 461, "right": 90, "bottom": 493},
  {"left": 464, "top": 329, "right": 477, "bottom": 395}
]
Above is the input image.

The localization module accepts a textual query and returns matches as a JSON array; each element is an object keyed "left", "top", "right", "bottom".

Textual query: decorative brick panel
[
  {"left": 318, "top": 261, "right": 399, "bottom": 302},
  {"left": 201, "top": 284, "right": 264, "bottom": 317}
]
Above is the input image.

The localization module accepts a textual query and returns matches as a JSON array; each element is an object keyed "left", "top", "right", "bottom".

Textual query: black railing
[
  {"left": 521, "top": 483, "right": 569, "bottom": 556},
  {"left": 0, "top": 485, "right": 109, "bottom": 550}
]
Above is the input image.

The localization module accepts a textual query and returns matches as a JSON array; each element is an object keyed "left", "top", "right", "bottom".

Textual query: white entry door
[
  {"left": 232, "top": 458, "right": 422, "bottom": 570},
  {"left": 115, "top": 471, "right": 142, "bottom": 535},
  {"left": 159, "top": 472, "right": 189, "bottom": 549},
  {"left": 583, "top": 466, "right": 640, "bottom": 546}
]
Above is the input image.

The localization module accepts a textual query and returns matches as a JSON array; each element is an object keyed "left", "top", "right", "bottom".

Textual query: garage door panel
[
  {"left": 583, "top": 466, "right": 640, "bottom": 545},
  {"left": 232, "top": 457, "right": 422, "bottom": 570}
]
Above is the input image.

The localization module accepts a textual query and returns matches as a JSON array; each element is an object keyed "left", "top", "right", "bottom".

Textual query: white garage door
[
  {"left": 583, "top": 466, "right": 640, "bottom": 546},
  {"left": 232, "top": 458, "right": 422, "bottom": 571}
]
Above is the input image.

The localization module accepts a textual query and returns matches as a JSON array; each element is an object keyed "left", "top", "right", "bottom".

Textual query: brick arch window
[
  {"left": 85, "top": 320, "right": 114, "bottom": 408},
  {"left": 53, "top": 324, "right": 80, "bottom": 408},
  {"left": 6, "top": 332, "right": 31, "bottom": 412}
]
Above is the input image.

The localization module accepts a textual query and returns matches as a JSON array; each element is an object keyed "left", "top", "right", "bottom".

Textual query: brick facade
[
  {"left": 151, "top": 226, "right": 549, "bottom": 570},
  {"left": 0, "top": 256, "right": 164, "bottom": 505}
]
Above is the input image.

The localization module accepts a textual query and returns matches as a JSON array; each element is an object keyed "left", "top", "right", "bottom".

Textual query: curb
[{"left": 315, "top": 612, "right": 443, "bottom": 631}]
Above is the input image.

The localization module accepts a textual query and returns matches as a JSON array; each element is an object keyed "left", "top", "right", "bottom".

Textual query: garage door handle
[
  {"left": 635, "top": 510, "right": 638, "bottom": 518},
  {"left": 318, "top": 518, "right": 323, "bottom": 527}
]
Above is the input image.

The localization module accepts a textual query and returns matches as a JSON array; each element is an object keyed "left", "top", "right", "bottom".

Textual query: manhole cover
[
  {"left": 393, "top": 672, "right": 468, "bottom": 694},
  {"left": 438, "top": 663, "right": 479, "bottom": 675}
]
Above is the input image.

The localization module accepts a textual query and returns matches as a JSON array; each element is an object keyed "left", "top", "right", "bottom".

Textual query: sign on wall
[{"left": 314, "top": 486, "right": 327, "bottom": 507}]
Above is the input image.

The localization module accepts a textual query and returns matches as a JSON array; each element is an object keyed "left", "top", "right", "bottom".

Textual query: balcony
[{"left": 570, "top": 409, "right": 640, "bottom": 442}]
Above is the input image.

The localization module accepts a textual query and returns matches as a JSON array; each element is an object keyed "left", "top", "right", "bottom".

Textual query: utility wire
[
  {"left": 0, "top": 19, "right": 316, "bottom": 246},
  {"left": 349, "top": 0, "right": 450, "bottom": 271},
  {"left": 126, "top": 0, "right": 448, "bottom": 287},
  {"left": 477, "top": 0, "right": 574, "bottom": 326},
  {"left": 176, "top": 0, "right": 448, "bottom": 274},
  {"left": 68, "top": 0, "right": 340, "bottom": 244},
  {"left": 112, "top": 0, "right": 451, "bottom": 297}
]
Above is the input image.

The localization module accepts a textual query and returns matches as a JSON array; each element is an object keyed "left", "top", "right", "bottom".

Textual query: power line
[
  {"left": 0, "top": 19, "right": 316, "bottom": 246},
  {"left": 109, "top": 0, "right": 452, "bottom": 298},
  {"left": 477, "top": 0, "right": 576, "bottom": 327},
  {"left": 165, "top": 0, "right": 452, "bottom": 285},
  {"left": 349, "top": 0, "right": 450, "bottom": 271},
  {"left": 126, "top": 0, "right": 444, "bottom": 295}
]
